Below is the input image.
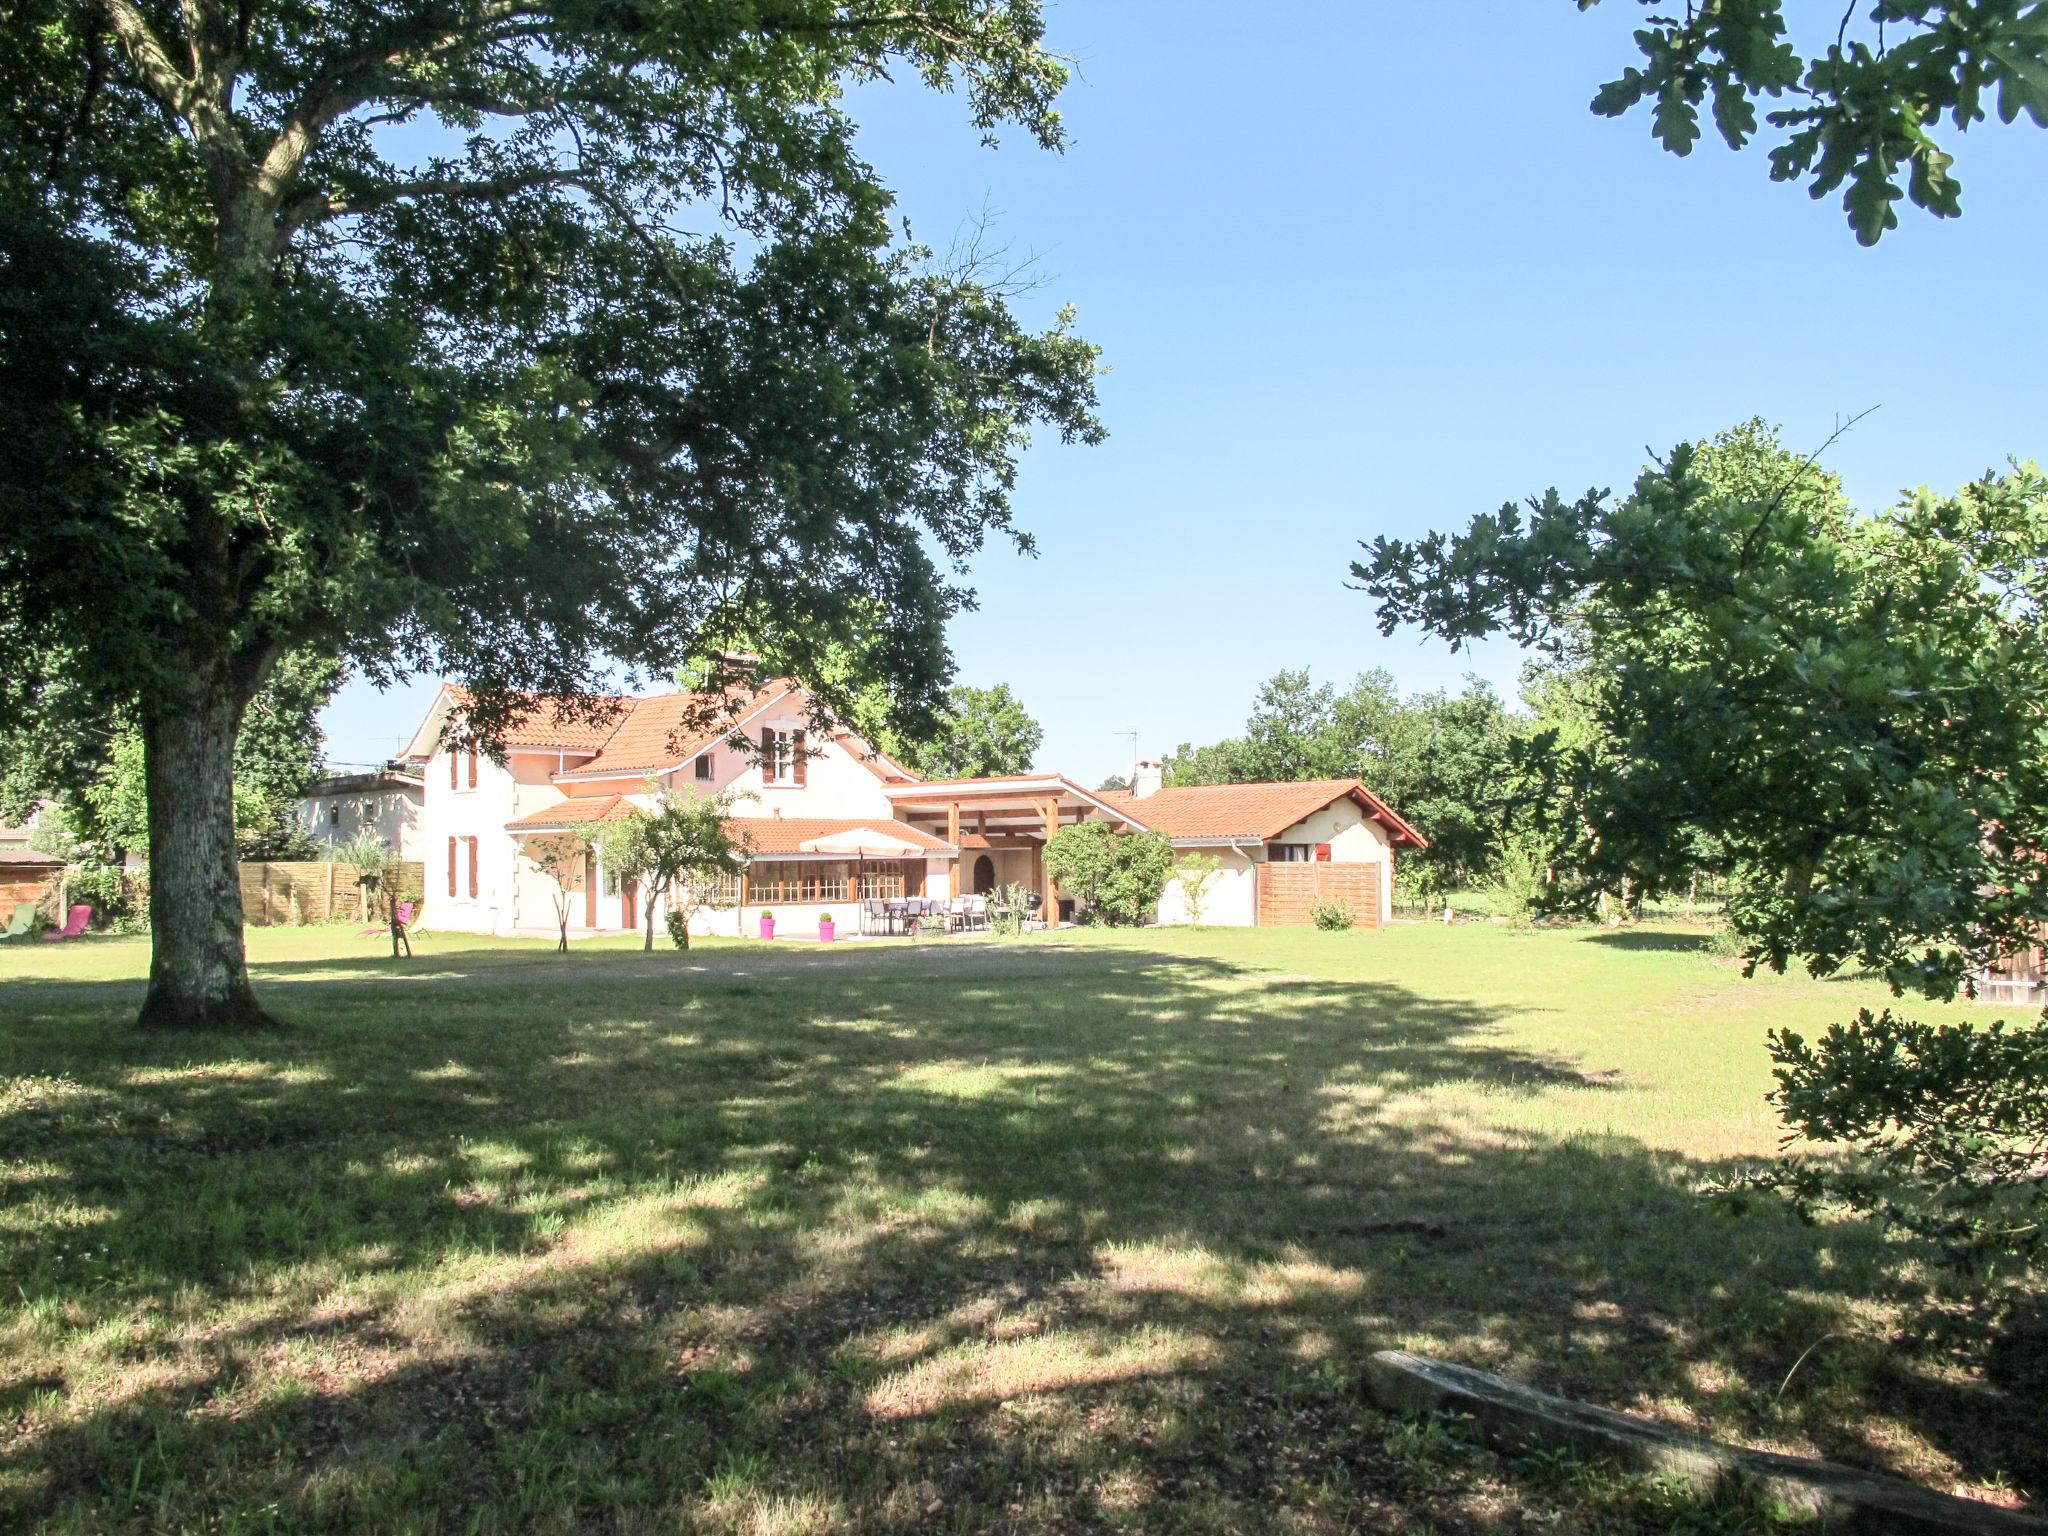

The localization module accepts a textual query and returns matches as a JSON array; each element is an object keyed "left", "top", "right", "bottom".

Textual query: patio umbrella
[{"left": 799, "top": 827, "right": 932, "bottom": 930}]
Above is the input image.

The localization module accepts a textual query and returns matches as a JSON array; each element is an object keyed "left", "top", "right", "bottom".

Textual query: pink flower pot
[
  {"left": 819, "top": 919, "right": 835, "bottom": 943},
  {"left": 759, "top": 915, "right": 775, "bottom": 940}
]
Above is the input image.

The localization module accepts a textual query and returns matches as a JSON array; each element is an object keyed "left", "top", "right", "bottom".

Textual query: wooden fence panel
[
  {"left": 1256, "top": 863, "right": 1381, "bottom": 929},
  {"left": 237, "top": 860, "right": 425, "bottom": 926}
]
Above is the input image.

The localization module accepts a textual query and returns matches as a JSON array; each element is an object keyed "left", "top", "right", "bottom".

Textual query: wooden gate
[{"left": 1256, "top": 863, "right": 1381, "bottom": 928}]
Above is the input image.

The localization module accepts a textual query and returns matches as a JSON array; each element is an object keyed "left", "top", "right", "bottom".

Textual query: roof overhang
[{"left": 884, "top": 775, "right": 1152, "bottom": 830}]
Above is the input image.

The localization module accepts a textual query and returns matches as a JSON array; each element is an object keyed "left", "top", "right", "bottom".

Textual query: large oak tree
[{"left": 0, "top": 1, "right": 1102, "bottom": 1026}]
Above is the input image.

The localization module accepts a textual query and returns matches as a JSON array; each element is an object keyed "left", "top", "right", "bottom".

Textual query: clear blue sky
[{"left": 318, "top": 1, "right": 2046, "bottom": 788}]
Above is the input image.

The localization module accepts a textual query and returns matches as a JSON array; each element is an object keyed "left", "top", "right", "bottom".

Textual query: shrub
[
  {"left": 987, "top": 883, "right": 1031, "bottom": 937},
  {"left": 63, "top": 861, "right": 130, "bottom": 927},
  {"left": 665, "top": 908, "right": 690, "bottom": 949},
  {"left": 1175, "top": 854, "right": 1222, "bottom": 925},
  {"left": 1043, "top": 823, "right": 1174, "bottom": 927},
  {"left": 1310, "top": 901, "right": 1354, "bottom": 931},
  {"left": 1725, "top": 1010, "right": 2048, "bottom": 1271},
  {"left": 1482, "top": 835, "right": 1548, "bottom": 928}
]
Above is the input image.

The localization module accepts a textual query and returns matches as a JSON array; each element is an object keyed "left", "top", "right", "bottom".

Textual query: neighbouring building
[
  {"left": 298, "top": 770, "right": 427, "bottom": 858},
  {"left": 0, "top": 804, "right": 63, "bottom": 923},
  {"left": 0, "top": 848, "right": 64, "bottom": 925},
  {"left": 396, "top": 683, "right": 1426, "bottom": 939}
]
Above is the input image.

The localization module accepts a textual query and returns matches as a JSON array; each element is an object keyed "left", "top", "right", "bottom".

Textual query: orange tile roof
[
  {"left": 505, "top": 795, "right": 634, "bottom": 830},
  {"left": 726, "top": 817, "right": 953, "bottom": 856},
  {"left": 447, "top": 687, "right": 627, "bottom": 750},
  {"left": 1095, "top": 780, "right": 1427, "bottom": 847},
  {"left": 570, "top": 683, "right": 795, "bottom": 778},
  {"left": 505, "top": 805, "right": 952, "bottom": 855}
]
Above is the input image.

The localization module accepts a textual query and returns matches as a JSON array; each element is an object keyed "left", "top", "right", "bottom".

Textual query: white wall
[
  {"left": 300, "top": 787, "right": 423, "bottom": 859},
  {"left": 422, "top": 748, "right": 526, "bottom": 935},
  {"left": 1157, "top": 847, "right": 1258, "bottom": 926},
  {"left": 659, "top": 721, "right": 898, "bottom": 819}
]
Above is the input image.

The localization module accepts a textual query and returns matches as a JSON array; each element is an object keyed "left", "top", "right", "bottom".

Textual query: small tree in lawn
[
  {"left": 1175, "top": 854, "right": 1222, "bottom": 926},
  {"left": 645, "top": 790, "right": 751, "bottom": 952},
  {"left": 335, "top": 834, "right": 406, "bottom": 958},
  {"left": 524, "top": 835, "right": 587, "bottom": 955},
  {"left": 1044, "top": 823, "right": 1175, "bottom": 928},
  {"left": 586, "top": 789, "right": 750, "bottom": 952}
]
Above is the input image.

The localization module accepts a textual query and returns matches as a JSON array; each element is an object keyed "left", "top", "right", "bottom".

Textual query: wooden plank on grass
[{"left": 1362, "top": 1350, "right": 2044, "bottom": 1535}]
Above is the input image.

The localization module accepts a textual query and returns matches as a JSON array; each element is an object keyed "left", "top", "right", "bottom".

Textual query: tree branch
[
  {"left": 279, "top": 165, "right": 597, "bottom": 236},
  {"left": 96, "top": 0, "right": 195, "bottom": 118}
]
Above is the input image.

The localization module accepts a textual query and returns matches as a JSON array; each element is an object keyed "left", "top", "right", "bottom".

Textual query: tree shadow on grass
[
  {"left": 0, "top": 943, "right": 2035, "bottom": 1532},
  {"left": 1581, "top": 929, "right": 1718, "bottom": 955}
]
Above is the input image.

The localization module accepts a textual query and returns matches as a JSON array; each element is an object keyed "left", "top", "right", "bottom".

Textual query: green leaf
[
  {"left": 1711, "top": 77, "right": 1759, "bottom": 148},
  {"left": 1654, "top": 79, "right": 1703, "bottom": 154}
]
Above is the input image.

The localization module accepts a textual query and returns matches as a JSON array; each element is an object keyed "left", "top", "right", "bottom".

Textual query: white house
[
  {"left": 299, "top": 770, "right": 426, "bottom": 857},
  {"left": 395, "top": 682, "right": 1426, "bottom": 938}
]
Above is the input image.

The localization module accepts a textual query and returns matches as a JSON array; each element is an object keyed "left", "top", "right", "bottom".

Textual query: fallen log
[{"left": 1362, "top": 1349, "right": 2043, "bottom": 1535}]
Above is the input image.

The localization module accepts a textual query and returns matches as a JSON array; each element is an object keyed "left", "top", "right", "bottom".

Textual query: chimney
[{"left": 1129, "top": 760, "right": 1164, "bottom": 799}]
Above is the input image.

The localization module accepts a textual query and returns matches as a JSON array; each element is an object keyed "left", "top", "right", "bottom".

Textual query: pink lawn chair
[
  {"left": 360, "top": 900, "right": 417, "bottom": 938},
  {"left": 39, "top": 904, "right": 92, "bottom": 942}
]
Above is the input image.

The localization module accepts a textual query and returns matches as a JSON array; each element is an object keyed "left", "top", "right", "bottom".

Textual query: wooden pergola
[{"left": 882, "top": 775, "right": 1149, "bottom": 928}]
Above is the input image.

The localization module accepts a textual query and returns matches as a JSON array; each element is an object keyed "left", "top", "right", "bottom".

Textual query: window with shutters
[{"left": 761, "top": 726, "right": 797, "bottom": 786}]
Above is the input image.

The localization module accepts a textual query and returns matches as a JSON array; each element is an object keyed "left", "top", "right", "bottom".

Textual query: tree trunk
[{"left": 138, "top": 687, "right": 272, "bottom": 1029}]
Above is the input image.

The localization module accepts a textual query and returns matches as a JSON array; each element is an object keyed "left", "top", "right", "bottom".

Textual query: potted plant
[
  {"left": 758, "top": 909, "right": 775, "bottom": 940},
  {"left": 818, "top": 911, "right": 835, "bottom": 942}
]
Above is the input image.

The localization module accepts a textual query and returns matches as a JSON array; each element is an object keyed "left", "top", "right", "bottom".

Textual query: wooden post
[
  {"left": 947, "top": 800, "right": 960, "bottom": 848},
  {"left": 1041, "top": 799, "right": 1060, "bottom": 929},
  {"left": 326, "top": 861, "right": 336, "bottom": 923}
]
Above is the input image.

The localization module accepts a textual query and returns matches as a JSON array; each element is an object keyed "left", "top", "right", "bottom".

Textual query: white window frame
[{"left": 761, "top": 727, "right": 796, "bottom": 787}]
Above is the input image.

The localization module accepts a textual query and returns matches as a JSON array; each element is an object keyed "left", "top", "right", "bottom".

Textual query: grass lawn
[{"left": 0, "top": 922, "right": 2038, "bottom": 1533}]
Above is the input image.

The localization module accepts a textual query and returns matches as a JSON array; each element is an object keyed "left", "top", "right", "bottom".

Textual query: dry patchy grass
[{"left": 0, "top": 920, "right": 2038, "bottom": 1533}]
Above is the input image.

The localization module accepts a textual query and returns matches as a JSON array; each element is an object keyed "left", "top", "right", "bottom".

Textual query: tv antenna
[{"left": 1114, "top": 730, "right": 1139, "bottom": 763}]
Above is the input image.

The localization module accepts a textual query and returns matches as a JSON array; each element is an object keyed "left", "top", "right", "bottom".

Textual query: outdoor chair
[
  {"left": 963, "top": 895, "right": 988, "bottom": 932},
  {"left": 863, "top": 898, "right": 893, "bottom": 936},
  {"left": 360, "top": 899, "right": 418, "bottom": 939},
  {"left": 1, "top": 902, "right": 37, "bottom": 940},
  {"left": 39, "top": 904, "right": 92, "bottom": 942}
]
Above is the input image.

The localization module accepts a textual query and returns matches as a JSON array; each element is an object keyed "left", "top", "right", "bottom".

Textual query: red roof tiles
[
  {"left": 724, "top": 817, "right": 952, "bottom": 856},
  {"left": 505, "top": 795, "right": 634, "bottom": 831},
  {"left": 505, "top": 805, "right": 953, "bottom": 855},
  {"left": 1095, "top": 780, "right": 1427, "bottom": 847},
  {"left": 569, "top": 683, "right": 794, "bottom": 778},
  {"left": 444, "top": 688, "right": 627, "bottom": 750}
]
